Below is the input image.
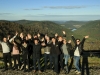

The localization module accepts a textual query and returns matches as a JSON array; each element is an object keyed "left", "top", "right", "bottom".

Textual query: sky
[{"left": 0, "top": 0, "right": 100, "bottom": 21}]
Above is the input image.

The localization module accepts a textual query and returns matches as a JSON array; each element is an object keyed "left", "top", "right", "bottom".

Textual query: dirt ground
[{"left": 0, "top": 67, "right": 100, "bottom": 75}]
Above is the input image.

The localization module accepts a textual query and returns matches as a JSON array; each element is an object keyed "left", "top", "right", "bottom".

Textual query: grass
[
  {"left": 67, "top": 56, "right": 100, "bottom": 68},
  {"left": 88, "top": 57, "right": 100, "bottom": 67}
]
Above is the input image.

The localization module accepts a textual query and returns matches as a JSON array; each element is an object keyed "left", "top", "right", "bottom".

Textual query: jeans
[
  {"left": 59, "top": 54, "right": 64, "bottom": 69},
  {"left": 33, "top": 58, "right": 41, "bottom": 70},
  {"left": 64, "top": 54, "right": 70, "bottom": 72},
  {"left": 64, "top": 54, "right": 70, "bottom": 65},
  {"left": 44, "top": 53, "right": 50, "bottom": 70},
  {"left": 74, "top": 56, "right": 80, "bottom": 71},
  {"left": 22, "top": 53, "right": 29, "bottom": 70},
  {"left": 50, "top": 54, "right": 59, "bottom": 73}
]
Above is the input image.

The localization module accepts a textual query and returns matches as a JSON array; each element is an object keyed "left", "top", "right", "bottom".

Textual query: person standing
[
  {"left": 32, "top": 38, "right": 42, "bottom": 73},
  {"left": 9, "top": 33, "right": 21, "bottom": 70},
  {"left": 0, "top": 35, "right": 12, "bottom": 72},
  {"left": 55, "top": 31, "right": 66, "bottom": 71},
  {"left": 44, "top": 35, "right": 52, "bottom": 71},
  {"left": 11, "top": 40, "right": 21, "bottom": 70},
  {"left": 27, "top": 33, "right": 33, "bottom": 68},
  {"left": 21, "top": 38, "right": 29, "bottom": 72},
  {"left": 61, "top": 39, "right": 72, "bottom": 74},
  {"left": 50, "top": 37, "right": 60, "bottom": 74},
  {"left": 71, "top": 35, "right": 89, "bottom": 74}
]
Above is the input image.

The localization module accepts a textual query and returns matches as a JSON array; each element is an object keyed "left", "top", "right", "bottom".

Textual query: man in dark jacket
[
  {"left": 55, "top": 31, "right": 66, "bottom": 71},
  {"left": 71, "top": 35, "right": 89, "bottom": 74},
  {"left": 32, "top": 38, "right": 42, "bottom": 73},
  {"left": 50, "top": 37, "right": 60, "bottom": 74}
]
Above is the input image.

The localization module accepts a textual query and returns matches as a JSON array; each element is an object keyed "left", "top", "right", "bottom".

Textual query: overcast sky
[{"left": 0, "top": 0, "right": 100, "bottom": 21}]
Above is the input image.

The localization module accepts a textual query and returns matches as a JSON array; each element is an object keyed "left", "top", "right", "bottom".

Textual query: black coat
[
  {"left": 32, "top": 43, "right": 41, "bottom": 58},
  {"left": 58, "top": 41, "right": 63, "bottom": 54},
  {"left": 21, "top": 44, "right": 28, "bottom": 55},
  {"left": 50, "top": 42, "right": 60, "bottom": 55},
  {"left": 71, "top": 36, "right": 86, "bottom": 55}
]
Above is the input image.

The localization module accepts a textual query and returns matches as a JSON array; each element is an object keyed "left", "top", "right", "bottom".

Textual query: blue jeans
[
  {"left": 50, "top": 54, "right": 59, "bottom": 73},
  {"left": 64, "top": 54, "right": 70, "bottom": 72},
  {"left": 74, "top": 56, "right": 80, "bottom": 71},
  {"left": 33, "top": 58, "right": 41, "bottom": 70},
  {"left": 44, "top": 53, "right": 50, "bottom": 70},
  {"left": 64, "top": 54, "right": 70, "bottom": 65}
]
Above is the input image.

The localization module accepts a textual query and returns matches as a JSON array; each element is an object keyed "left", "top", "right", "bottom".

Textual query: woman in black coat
[
  {"left": 32, "top": 38, "right": 42, "bottom": 73},
  {"left": 71, "top": 35, "right": 89, "bottom": 74},
  {"left": 21, "top": 38, "right": 29, "bottom": 72}
]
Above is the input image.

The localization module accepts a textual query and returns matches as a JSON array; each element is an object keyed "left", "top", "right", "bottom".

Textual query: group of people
[{"left": 0, "top": 31, "right": 89, "bottom": 74}]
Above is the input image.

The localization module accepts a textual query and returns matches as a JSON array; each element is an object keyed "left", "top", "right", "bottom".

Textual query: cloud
[
  {"left": 24, "top": 14, "right": 100, "bottom": 17},
  {"left": 24, "top": 8, "right": 41, "bottom": 10},
  {"left": 92, "top": 5, "right": 100, "bottom": 7},
  {"left": 24, "top": 5, "right": 87, "bottom": 11},
  {"left": 24, "top": 14, "right": 44, "bottom": 17},
  {"left": 24, "top": 5, "right": 99, "bottom": 11},
  {"left": 44, "top": 6, "right": 87, "bottom": 9},
  {"left": 24, "top": 14, "right": 100, "bottom": 18},
  {"left": 23, "top": 14, "right": 100, "bottom": 21},
  {"left": 0, "top": 13, "right": 12, "bottom": 15}
]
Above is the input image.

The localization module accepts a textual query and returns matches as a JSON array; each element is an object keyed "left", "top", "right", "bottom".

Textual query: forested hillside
[
  {"left": 75, "top": 20, "right": 100, "bottom": 41},
  {"left": 64, "top": 21, "right": 87, "bottom": 29},
  {"left": 0, "top": 20, "right": 24, "bottom": 38},
  {"left": 52, "top": 21, "right": 87, "bottom": 29},
  {"left": 0, "top": 20, "right": 72, "bottom": 40},
  {"left": 0, "top": 20, "right": 100, "bottom": 50}
]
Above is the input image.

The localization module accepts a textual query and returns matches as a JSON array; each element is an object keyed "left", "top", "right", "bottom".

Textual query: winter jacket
[{"left": 71, "top": 36, "right": 86, "bottom": 55}]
